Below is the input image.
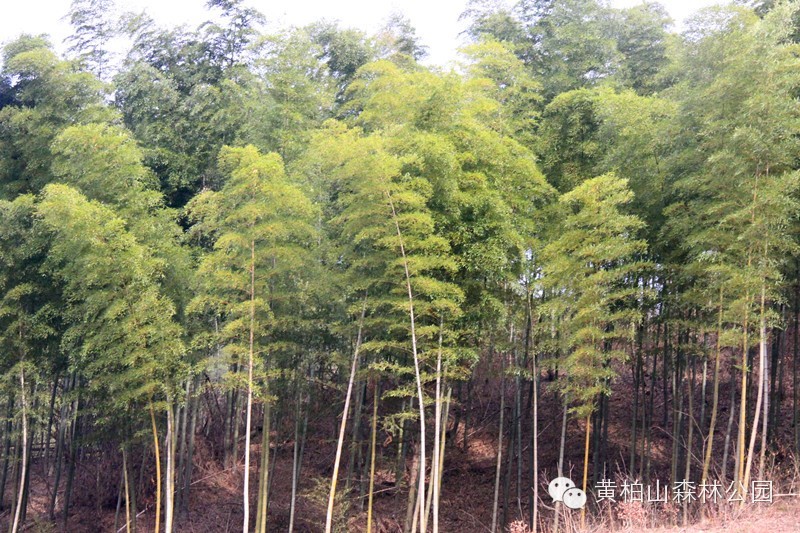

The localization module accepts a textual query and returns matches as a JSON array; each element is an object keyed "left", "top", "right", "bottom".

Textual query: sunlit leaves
[{"left": 541, "top": 174, "right": 648, "bottom": 417}]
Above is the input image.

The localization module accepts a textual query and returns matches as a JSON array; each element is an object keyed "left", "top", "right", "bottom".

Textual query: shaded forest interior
[{"left": 1, "top": 0, "right": 800, "bottom": 531}]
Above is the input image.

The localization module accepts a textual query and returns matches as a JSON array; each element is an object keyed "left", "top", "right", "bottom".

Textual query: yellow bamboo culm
[
  {"left": 123, "top": 449, "right": 131, "bottom": 533},
  {"left": 150, "top": 404, "right": 161, "bottom": 533},
  {"left": 581, "top": 414, "right": 591, "bottom": 531},
  {"left": 366, "top": 379, "right": 379, "bottom": 533}
]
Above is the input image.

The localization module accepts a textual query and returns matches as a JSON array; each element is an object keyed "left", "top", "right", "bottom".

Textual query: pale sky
[{"left": 1, "top": 0, "right": 730, "bottom": 67}]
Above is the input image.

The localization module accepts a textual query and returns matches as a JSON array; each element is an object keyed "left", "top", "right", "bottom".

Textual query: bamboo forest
[{"left": 2, "top": 0, "right": 800, "bottom": 531}]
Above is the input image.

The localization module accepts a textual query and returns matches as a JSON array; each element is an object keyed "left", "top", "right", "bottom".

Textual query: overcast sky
[{"left": 1, "top": 0, "right": 730, "bottom": 66}]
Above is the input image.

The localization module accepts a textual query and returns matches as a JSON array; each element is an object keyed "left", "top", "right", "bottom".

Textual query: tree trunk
[
  {"left": 149, "top": 404, "right": 161, "bottom": 533},
  {"left": 366, "top": 379, "right": 379, "bottom": 533},
  {"left": 742, "top": 286, "right": 767, "bottom": 503},
  {"left": 630, "top": 325, "right": 643, "bottom": 474},
  {"left": 165, "top": 401, "right": 177, "bottom": 533},
  {"left": 491, "top": 355, "right": 506, "bottom": 533},
  {"left": 43, "top": 376, "right": 59, "bottom": 474},
  {"left": 552, "top": 396, "right": 568, "bottom": 533},
  {"left": 770, "top": 315, "right": 783, "bottom": 441},
  {"left": 114, "top": 469, "right": 123, "bottom": 533},
  {"left": 580, "top": 414, "right": 591, "bottom": 531},
  {"left": 514, "top": 347, "right": 523, "bottom": 518},
  {"left": 531, "top": 319, "right": 539, "bottom": 533},
  {"left": 700, "top": 354, "right": 708, "bottom": 440},
  {"left": 175, "top": 381, "right": 190, "bottom": 515},
  {"left": 123, "top": 448, "right": 131, "bottom": 533},
  {"left": 501, "top": 361, "right": 516, "bottom": 530},
  {"left": 663, "top": 320, "right": 670, "bottom": 429},
  {"left": 436, "top": 389, "right": 450, "bottom": 508},
  {"left": 49, "top": 374, "right": 74, "bottom": 520},
  {"left": 61, "top": 386, "right": 80, "bottom": 533},
  {"left": 600, "top": 387, "right": 609, "bottom": 485},
  {"left": 403, "top": 449, "right": 419, "bottom": 533},
  {"left": 325, "top": 297, "right": 367, "bottom": 533},
  {"left": 255, "top": 395, "right": 271, "bottom": 533},
  {"left": 463, "top": 376, "right": 472, "bottom": 453},
  {"left": 181, "top": 376, "right": 199, "bottom": 517},
  {"left": 721, "top": 376, "right": 737, "bottom": 486},
  {"left": 644, "top": 317, "right": 660, "bottom": 482},
  {"left": 243, "top": 238, "right": 256, "bottom": 533},
  {"left": 289, "top": 379, "right": 302, "bottom": 533},
  {"left": 682, "top": 359, "right": 694, "bottom": 527},
  {"left": 10, "top": 367, "right": 27, "bottom": 533},
  {"left": 396, "top": 398, "right": 407, "bottom": 500},
  {"left": 346, "top": 379, "right": 366, "bottom": 492},
  {"left": 7, "top": 431, "right": 19, "bottom": 533},
  {"left": 432, "top": 317, "right": 444, "bottom": 533},
  {"left": 0, "top": 396, "right": 13, "bottom": 512},
  {"left": 670, "top": 330, "right": 684, "bottom": 488},
  {"left": 761, "top": 325, "right": 772, "bottom": 475},
  {"left": 388, "top": 191, "right": 427, "bottom": 533},
  {"left": 736, "top": 304, "right": 751, "bottom": 492},
  {"left": 522, "top": 292, "right": 538, "bottom": 533},
  {"left": 702, "top": 287, "right": 724, "bottom": 485},
  {"left": 793, "top": 281, "right": 799, "bottom": 455}
]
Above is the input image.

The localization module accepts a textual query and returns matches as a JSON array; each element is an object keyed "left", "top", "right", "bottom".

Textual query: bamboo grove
[{"left": 0, "top": 0, "right": 800, "bottom": 531}]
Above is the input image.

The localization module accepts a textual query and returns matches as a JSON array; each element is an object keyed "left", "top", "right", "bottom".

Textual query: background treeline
[{"left": 0, "top": 0, "right": 799, "bottom": 531}]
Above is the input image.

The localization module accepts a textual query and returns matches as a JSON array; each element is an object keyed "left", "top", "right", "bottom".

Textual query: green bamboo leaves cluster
[
  {"left": 187, "top": 145, "right": 316, "bottom": 532},
  {"left": 39, "top": 184, "right": 185, "bottom": 409},
  {"left": 541, "top": 174, "right": 648, "bottom": 419},
  {"left": 188, "top": 145, "right": 317, "bottom": 365}
]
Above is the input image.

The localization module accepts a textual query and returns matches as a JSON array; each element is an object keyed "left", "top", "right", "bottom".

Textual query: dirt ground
[{"left": 8, "top": 350, "right": 800, "bottom": 532}]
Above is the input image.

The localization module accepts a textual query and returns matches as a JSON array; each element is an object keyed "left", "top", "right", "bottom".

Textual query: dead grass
[{"left": 620, "top": 498, "right": 800, "bottom": 532}]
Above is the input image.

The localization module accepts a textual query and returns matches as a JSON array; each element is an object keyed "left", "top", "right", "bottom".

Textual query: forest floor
[
  {"left": 8, "top": 351, "right": 800, "bottom": 532},
  {"left": 626, "top": 498, "right": 800, "bottom": 532}
]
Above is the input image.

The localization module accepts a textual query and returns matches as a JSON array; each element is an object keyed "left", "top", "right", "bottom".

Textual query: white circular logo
[
  {"left": 548, "top": 476, "right": 575, "bottom": 502},
  {"left": 562, "top": 488, "right": 587, "bottom": 510}
]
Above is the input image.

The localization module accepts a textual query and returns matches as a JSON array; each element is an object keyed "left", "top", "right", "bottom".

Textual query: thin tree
[
  {"left": 187, "top": 146, "right": 316, "bottom": 532},
  {"left": 324, "top": 298, "right": 366, "bottom": 533}
]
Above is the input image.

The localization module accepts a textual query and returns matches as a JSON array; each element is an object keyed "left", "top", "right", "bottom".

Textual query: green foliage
[
  {"left": 0, "top": 38, "right": 114, "bottom": 198},
  {"left": 461, "top": 0, "right": 526, "bottom": 44},
  {"left": 301, "top": 54, "right": 554, "bottom": 424},
  {"left": 536, "top": 88, "right": 608, "bottom": 192},
  {"left": 37, "top": 184, "right": 185, "bottom": 414},
  {"left": 115, "top": 4, "right": 270, "bottom": 206},
  {"left": 304, "top": 121, "right": 463, "bottom": 365},
  {"left": 611, "top": 2, "right": 672, "bottom": 94},
  {"left": 461, "top": 37, "right": 542, "bottom": 147},
  {"left": 188, "top": 145, "right": 317, "bottom": 393},
  {"left": 52, "top": 123, "right": 151, "bottom": 203},
  {"left": 541, "top": 174, "right": 648, "bottom": 418},
  {"left": 375, "top": 13, "right": 429, "bottom": 62},
  {"left": 518, "top": 0, "right": 621, "bottom": 99},
  {"left": 662, "top": 1, "right": 800, "bottom": 344},
  {"left": 308, "top": 22, "right": 375, "bottom": 100},
  {"left": 55, "top": 125, "right": 193, "bottom": 324},
  {"left": 0, "top": 195, "right": 59, "bottom": 375},
  {"left": 65, "top": 0, "right": 119, "bottom": 78},
  {"left": 252, "top": 28, "right": 335, "bottom": 161},
  {"left": 594, "top": 90, "right": 678, "bottom": 235},
  {"left": 202, "top": 0, "right": 266, "bottom": 70}
]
